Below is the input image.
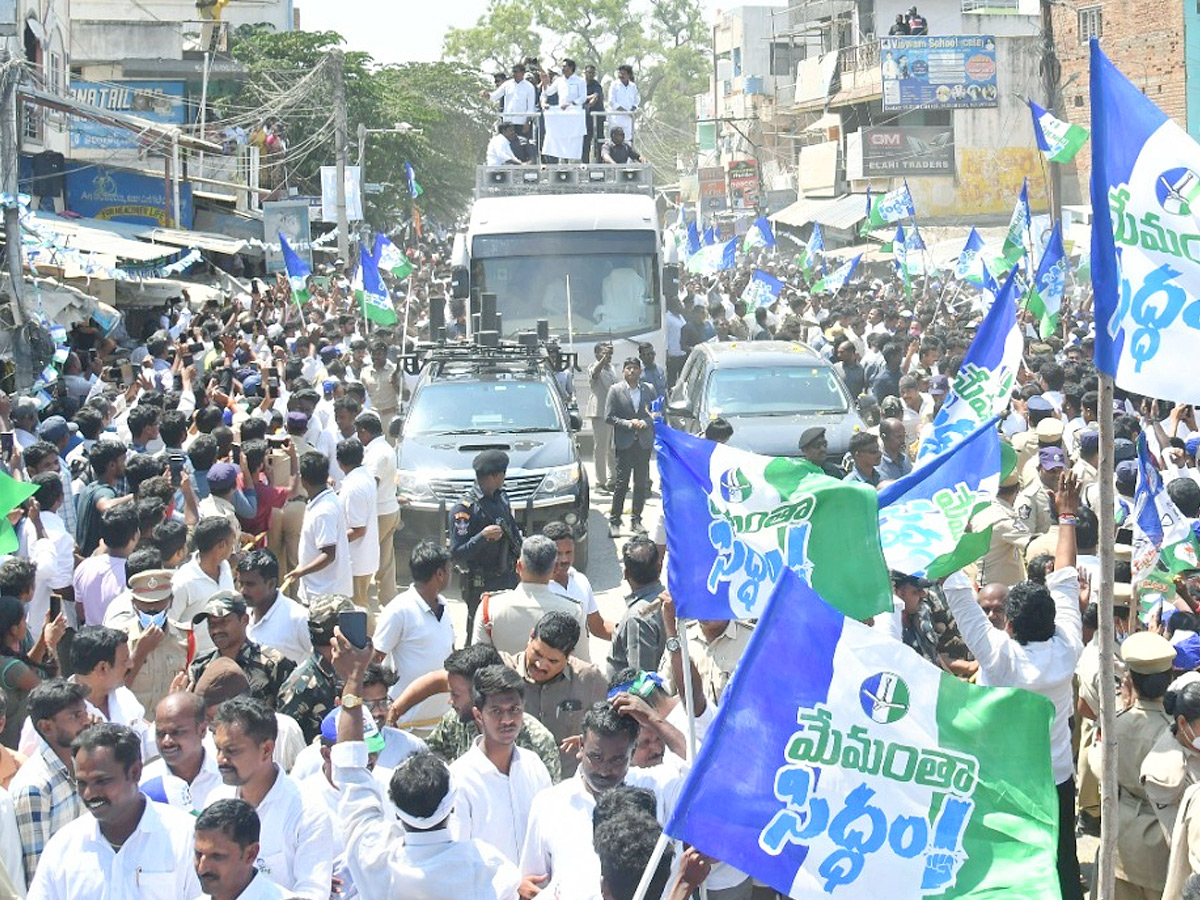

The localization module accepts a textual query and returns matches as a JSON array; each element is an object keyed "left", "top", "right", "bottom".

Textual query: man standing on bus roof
[
  {"left": 608, "top": 65, "right": 640, "bottom": 141},
  {"left": 449, "top": 450, "right": 522, "bottom": 642}
]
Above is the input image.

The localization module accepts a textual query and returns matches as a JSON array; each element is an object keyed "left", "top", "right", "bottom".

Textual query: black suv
[{"left": 394, "top": 342, "right": 590, "bottom": 569}]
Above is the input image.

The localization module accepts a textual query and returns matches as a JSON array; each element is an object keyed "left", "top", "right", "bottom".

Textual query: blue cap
[
  {"left": 1113, "top": 438, "right": 1136, "bottom": 463},
  {"left": 1175, "top": 633, "right": 1200, "bottom": 671},
  {"left": 242, "top": 374, "right": 262, "bottom": 396},
  {"left": 1026, "top": 396, "right": 1052, "bottom": 412},
  {"left": 319, "top": 345, "right": 341, "bottom": 360},
  {"left": 1116, "top": 460, "right": 1139, "bottom": 488},
  {"left": 322, "top": 379, "right": 336, "bottom": 394},
  {"left": 1188, "top": 436, "right": 1200, "bottom": 459},
  {"left": 207, "top": 462, "right": 239, "bottom": 491},
  {"left": 222, "top": 408, "right": 233, "bottom": 427}
]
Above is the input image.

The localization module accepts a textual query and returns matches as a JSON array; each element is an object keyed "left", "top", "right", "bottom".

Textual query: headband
[
  {"left": 607, "top": 671, "right": 664, "bottom": 701},
  {"left": 395, "top": 782, "right": 458, "bottom": 831}
]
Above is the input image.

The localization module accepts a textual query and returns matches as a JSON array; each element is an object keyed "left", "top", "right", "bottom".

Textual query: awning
[
  {"left": 24, "top": 213, "right": 177, "bottom": 262},
  {"left": 770, "top": 193, "right": 867, "bottom": 231},
  {"left": 137, "top": 227, "right": 246, "bottom": 255}
]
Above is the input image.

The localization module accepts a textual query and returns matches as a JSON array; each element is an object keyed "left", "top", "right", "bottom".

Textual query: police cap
[
  {"left": 1121, "top": 632, "right": 1177, "bottom": 675},
  {"left": 473, "top": 450, "right": 509, "bottom": 477}
]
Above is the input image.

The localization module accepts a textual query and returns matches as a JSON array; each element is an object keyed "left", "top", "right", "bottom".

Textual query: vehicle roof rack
[{"left": 399, "top": 332, "right": 578, "bottom": 377}]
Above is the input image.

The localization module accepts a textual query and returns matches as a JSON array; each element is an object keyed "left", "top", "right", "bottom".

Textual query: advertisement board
[
  {"left": 263, "top": 200, "right": 312, "bottom": 273},
  {"left": 698, "top": 166, "right": 726, "bottom": 199},
  {"left": 862, "top": 125, "right": 956, "bottom": 175},
  {"left": 65, "top": 165, "right": 193, "bottom": 227},
  {"left": 727, "top": 159, "right": 759, "bottom": 209},
  {"left": 879, "top": 36, "right": 998, "bottom": 111},
  {"left": 70, "top": 80, "right": 187, "bottom": 150}
]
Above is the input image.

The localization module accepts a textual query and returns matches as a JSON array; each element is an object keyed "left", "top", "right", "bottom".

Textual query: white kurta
[
  {"left": 207, "top": 766, "right": 333, "bottom": 900},
  {"left": 608, "top": 80, "right": 641, "bottom": 138},
  {"left": 27, "top": 799, "right": 201, "bottom": 900},
  {"left": 450, "top": 739, "right": 552, "bottom": 863}
]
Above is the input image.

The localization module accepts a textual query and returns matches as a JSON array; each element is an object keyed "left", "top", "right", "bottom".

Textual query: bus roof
[{"left": 469, "top": 193, "right": 658, "bottom": 236}]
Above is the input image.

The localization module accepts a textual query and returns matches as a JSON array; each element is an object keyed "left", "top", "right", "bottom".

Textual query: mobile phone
[
  {"left": 49, "top": 594, "right": 61, "bottom": 621},
  {"left": 119, "top": 362, "right": 133, "bottom": 385},
  {"left": 181, "top": 353, "right": 194, "bottom": 368},
  {"left": 168, "top": 455, "right": 184, "bottom": 486},
  {"left": 190, "top": 342, "right": 205, "bottom": 354},
  {"left": 172, "top": 374, "right": 183, "bottom": 392},
  {"left": 338, "top": 610, "right": 369, "bottom": 650},
  {"left": 0, "top": 433, "right": 11, "bottom": 455},
  {"left": 87, "top": 348, "right": 98, "bottom": 363},
  {"left": 268, "top": 376, "right": 280, "bottom": 392},
  {"left": 231, "top": 444, "right": 241, "bottom": 464}
]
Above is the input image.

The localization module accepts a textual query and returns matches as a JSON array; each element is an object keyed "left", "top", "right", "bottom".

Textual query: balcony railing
[{"left": 838, "top": 41, "right": 880, "bottom": 75}]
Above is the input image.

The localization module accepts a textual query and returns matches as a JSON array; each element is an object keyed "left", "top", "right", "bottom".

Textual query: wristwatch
[
  {"left": 341, "top": 694, "right": 363, "bottom": 710},
  {"left": 665, "top": 637, "right": 682, "bottom": 654}
]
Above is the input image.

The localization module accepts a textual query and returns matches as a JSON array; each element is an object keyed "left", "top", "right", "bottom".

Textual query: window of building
[
  {"left": 1078, "top": 7, "right": 1102, "bottom": 42},
  {"left": 770, "top": 41, "right": 806, "bottom": 76}
]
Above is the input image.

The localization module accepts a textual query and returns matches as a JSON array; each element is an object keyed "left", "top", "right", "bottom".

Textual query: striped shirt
[{"left": 9, "top": 735, "right": 82, "bottom": 884}]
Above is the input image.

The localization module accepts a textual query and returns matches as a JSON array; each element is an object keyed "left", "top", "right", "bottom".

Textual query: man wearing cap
[
  {"left": 200, "top": 462, "right": 245, "bottom": 544},
  {"left": 277, "top": 594, "right": 354, "bottom": 743},
  {"left": 1011, "top": 395, "right": 1056, "bottom": 472},
  {"left": 843, "top": 431, "right": 883, "bottom": 487},
  {"left": 189, "top": 592, "right": 296, "bottom": 709},
  {"left": 874, "top": 572, "right": 961, "bottom": 670},
  {"left": 36, "top": 416, "right": 77, "bottom": 536},
  {"left": 798, "top": 427, "right": 844, "bottom": 478},
  {"left": 103, "top": 568, "right": 188, "bottom": 712},
  {"left": 192, "top": 658, "right": 307, "bottom": 773},
  {"left": 450, "top": 450, "right": 523, "bottom": 642},
  {"left": 971, "top": 465, "right": 1034, "bottom": 596},
  {"left": 1021, "top": 416, "right": 1066, "bottom": 488},
  {"left": 1017, "top": 447, "right": 1065, "bottom": 536},
  {"left": 1073, "top": 429, "right": 1100, "bottom": 492},
  {"left": 1112, "top": 632, "right": 1176, "bottom": 899}
]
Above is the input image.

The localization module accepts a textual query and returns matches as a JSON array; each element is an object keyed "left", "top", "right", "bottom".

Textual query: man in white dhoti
[{"left": 542, "top": 59, "right": 587, "bottom": 161}]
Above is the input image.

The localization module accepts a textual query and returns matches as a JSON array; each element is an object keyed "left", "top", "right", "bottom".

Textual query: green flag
[{"left": 0, "top": 470, "right": 37, "bottom": 554}]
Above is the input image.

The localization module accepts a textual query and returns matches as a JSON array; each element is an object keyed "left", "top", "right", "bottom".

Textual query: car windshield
[
  {"left": 404, "top": 381, "right": 562, "bottom": 435},
  {"left": 704, "top": 364, "right": 849, "bottom": 417}
]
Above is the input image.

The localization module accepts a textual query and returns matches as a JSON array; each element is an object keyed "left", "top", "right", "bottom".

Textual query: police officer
[
  {"left": 1112, "top": 632, "right": 1176, "bottom": 900},
  {"left": 449, "top": 449, "right": 522, "bottom": 642}
]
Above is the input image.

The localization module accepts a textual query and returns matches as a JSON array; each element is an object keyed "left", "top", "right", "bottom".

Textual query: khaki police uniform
[{"left": 1113, "top": 633, "right": 1176, "bottom": 900}]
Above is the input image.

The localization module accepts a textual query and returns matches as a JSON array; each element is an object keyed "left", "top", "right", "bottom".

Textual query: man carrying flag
[
  {"left": 1029, "top": 98, "right": 1089, "bottom": 164},
  {"left": 943, "top": 471, "right": 1085, "bottom": 900},
  {"left": 357, "top": 245, "right": 398, "bottom": 326},
  {"left": 278, "top": 232, "right": 311, "bottom": 307}
]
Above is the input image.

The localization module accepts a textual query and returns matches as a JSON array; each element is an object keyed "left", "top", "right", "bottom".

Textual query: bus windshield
[{"left": 471, "top": 232, "right": 660, "bottom": 339}]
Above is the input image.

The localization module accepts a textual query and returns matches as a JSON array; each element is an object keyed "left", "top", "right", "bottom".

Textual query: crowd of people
[{"left": 1, "top": 225, "right": 1200, "bottom": 900}]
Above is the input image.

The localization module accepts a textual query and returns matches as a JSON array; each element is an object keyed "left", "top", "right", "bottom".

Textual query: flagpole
[
  {"left": 675, "top": 629, "right": 709, "bottom": 900},
  {"left": 629, "top": 833, "right": 671, "bottom": 900},
  {"left": 565, "top": 274, "right": 576, "bottom": 355},
  {"left": 1096, "top": 371, "right": 1118, "bottom": 900}
]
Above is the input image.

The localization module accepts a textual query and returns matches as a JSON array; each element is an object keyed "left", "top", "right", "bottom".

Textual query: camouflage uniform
[
  {"left": 426, "top": 708, "right": 563, "bottom": 783},
  {"left": 277, "top": 653, "right": 340, "bottom": 743},
  {"left": 903, "top": 586, "right": 971, "bottom": 670},
  {"left": 189, "top": 640, "right": 296, "bottom": 709}
]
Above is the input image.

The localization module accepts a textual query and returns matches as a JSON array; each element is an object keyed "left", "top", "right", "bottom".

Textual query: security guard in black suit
[{"left": 449, "top": 449, "right": 522, "bottom": 642}]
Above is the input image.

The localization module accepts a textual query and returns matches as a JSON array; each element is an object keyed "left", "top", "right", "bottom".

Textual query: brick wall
[{"left": 1052, "top": 0, "right": 1186, "bottom": 196}]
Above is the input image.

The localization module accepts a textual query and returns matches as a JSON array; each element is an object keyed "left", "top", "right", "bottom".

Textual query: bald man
[
  {"left": 877, "top": 418, "right": 912, "bottom": 481},
  {"left": 977, "top": 584, "right": 1008, "bottom": 631}
]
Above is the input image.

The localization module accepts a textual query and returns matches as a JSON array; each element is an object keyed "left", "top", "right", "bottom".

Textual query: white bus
[{"left": 451, "top": 164, "right": 665, "bottom": 406}]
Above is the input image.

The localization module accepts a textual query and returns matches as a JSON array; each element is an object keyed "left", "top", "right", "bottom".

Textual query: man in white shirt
[
  {"left": 336, "top": 438, "right": 380, "bottom": 618},
  {"left": 544, "top": 521, "right": 612, "bottom": 645},
  {"left": 543, "top": 58, "right": 587, "bottom": 161},
  {"left": 286, "top": 451, "right": 353, "bottom": 603},
  {"left": 486, "top": 122, "right": 525, "bottom": 166},
  {"left": 239, "top": 550, "right": 312, "bottom": 665},
  {"left": 172, "top": 518, "right": 238, "bottom": 657},
  {"left": 451, "top": 665, "right": 551, "bottom": 863},
  {"left": 23, "top": 473, "right": 75, "bottom": 632},
  {"left": 519, "top": 699, "right": 687, "bottom": 900},
  {"left": 330, "top": 640, "right": 521, "bottom": 900},
  {"left": 488, "top": 63, "right": 537, "bottom": 131},
  {"left": 356, "top": 413, "right": 400, "bottom": 605},
  {"left": 207, "top": 696, "right": 334, "bottom": 900},
  {"left": 608, "top": 64, "right": 640, "bottom": 140},
  {"left": 943, "top": 472, "right": 1084, "bottom": 900},
  {"left": 373, "top": 541, "right": 456, "bottom": 736},
  {"left": 141, "top": 692, "right": 224, "bottom": 814},
  {"left": 28, "top": 723, "right": 202, "bottom": 900},
  {"left": 193, "top": 798, "right": 290, "bottom": 900}
]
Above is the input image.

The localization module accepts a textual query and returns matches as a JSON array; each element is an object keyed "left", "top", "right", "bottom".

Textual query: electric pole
[
  {"left": 332, "top": 50, "right": 349, "bottom": 264},
  {"left": 1040, "top": 0, "right": 1063, "bottom": 225},
  {"left": 1, "top": 51, "right": 30, "bottom": 390}
]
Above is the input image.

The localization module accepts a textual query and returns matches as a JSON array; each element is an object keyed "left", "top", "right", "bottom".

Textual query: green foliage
[
  {"left": 443, "top": 0, "right": 710, "bottom": 182},
  {"left": 225, "top": 27, "right": 489, "bottom": 225}
]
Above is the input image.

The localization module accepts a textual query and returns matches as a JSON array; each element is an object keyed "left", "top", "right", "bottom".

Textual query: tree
[
  {"left": 224, "top": 27, "right": 489, "bottom": 226},
  {"left": 443, "top": 0, "right": 710, "bottom": 183}
]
